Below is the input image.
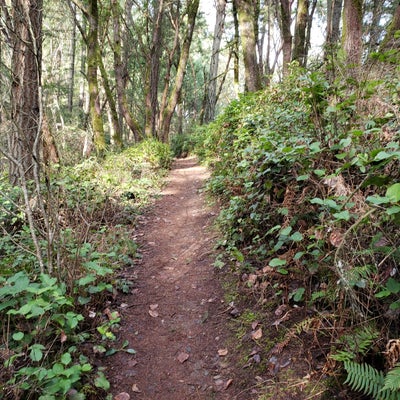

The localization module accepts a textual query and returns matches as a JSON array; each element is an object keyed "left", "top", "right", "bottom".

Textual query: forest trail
[{"left": 105, "top": 157, "right": 248, "bottom": 400}]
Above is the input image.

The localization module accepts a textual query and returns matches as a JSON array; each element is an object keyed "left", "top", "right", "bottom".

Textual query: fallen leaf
[
  {"left": 148, "top": 310, "right": 159, "bottom": 318},
  {"left": 251, "top": 321, "right": 259, "bottom": 330},
  {"left": 274, "top": 304, "right": 287, "bottom": 316},
  {"left": 115, "top": 392, "right": 130, "bottom": 400},
  {"left": 131, "top": 384, "right": 141, "bottom": 393},
  {"left": 149, "top": 304, "right": 159, "bottom": 310},
  {"left": 177, "top": 351, "right": 190, "bottom": 363},
  {"left": 271, "top": 311, "right": 291, "bottom": 329},
  {"left": 251, "top": 328, "right": 263, "bottom": 340},
  {"left": 218, "top": 348, "right": 228, "bottom": 356},
  {"left": 60, "top": 331, "right": 67, "bottom": 343},
  {"left": 224, "top": 378, "right": 233, "bottom": 390}
]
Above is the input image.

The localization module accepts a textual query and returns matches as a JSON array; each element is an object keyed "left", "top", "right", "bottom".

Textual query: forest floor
[{"left": 102, "top": 157, "right": 325, "bottom": 400}]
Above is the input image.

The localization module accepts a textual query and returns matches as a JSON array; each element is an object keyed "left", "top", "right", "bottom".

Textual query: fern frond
[
  {"left": 383, "top": 365, "right": 400, "bottom": 393},
  {"left": 344, "top": 361, "right": 400, "bottom": 400}
]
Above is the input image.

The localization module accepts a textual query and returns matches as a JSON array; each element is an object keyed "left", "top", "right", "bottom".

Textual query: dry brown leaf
[
  {"left": 149, "top": 304, "right": 159, "bottom": 310},
  {"left": 218, "top": 348, "right": 228, "bottom": 356},
  {"left": 131, "top": 383, "right": 141, "bottom": 393},
  {"left": 224, "top": 378, "right": 233, "bottom": 390},
  {"left": 329, "top": 230, "right": 344, "bottom": 247},
  {"left": 115, "top": 392, "right": 131, "bottom": 400},
  {"left": 251, "top": 321, "right": 259, "bottom": 330},
  {"left": 177, "top": 351, "right": 190, "bottom": 363},
  {"left": 274, "top": 304, "right": 287, "bottom": 316},
  {"left": 148, "top": 310, "right": 159, "bottom": 318},
  {"left": 60, "top": 331, "right": 67, "bottom": 343},
  {"left": 251, "top": 328, "right": 263, "bottom": 340}
]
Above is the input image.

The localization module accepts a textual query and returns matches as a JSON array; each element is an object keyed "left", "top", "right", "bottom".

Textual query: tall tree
[
  {"left": 159, "top": 0, "right": 200, "bottom": 141},
  {"left": 380, "top": 2, "right": 400, "bottom": 51},
  {"left": 326, "top": 0, "right": 343, "bottom": 49},
  {"left": 111, "top": 0, "right": 142, "bottom": 142},
  {"left": 204, "top": 0, "right": 227, "bottom": 122},
  {"left": 7, "top": 0, "right": 43, "bottom": 185},
  {"left": 279, "top": 0, "right": 292, "bottom": 76},
  {"left": 69, "top": 0, "right": 106, "bottom": 154},
  {"left": 234, "top": 0, "right": 262, "bottom": 91},
  {"left": 292, "top": 0, "right": 309, "bottom": 66},
  {"left": 342, "top": 0, "right": 363, "bottom": 70},
  {"left": 144, "top": 0, "right": 165, "bottom": 138}
]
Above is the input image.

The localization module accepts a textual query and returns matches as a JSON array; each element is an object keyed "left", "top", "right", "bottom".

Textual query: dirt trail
[{"left": 105, "top": 157, "right": 248, "bottom": 400}]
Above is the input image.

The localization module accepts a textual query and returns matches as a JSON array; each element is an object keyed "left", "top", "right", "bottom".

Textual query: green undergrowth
[
  {"left": 0, "top": 139, "right": 171, "bottom": 399},
  {"left": 196, "top": 62, "right": 400, "bottom": 398}
]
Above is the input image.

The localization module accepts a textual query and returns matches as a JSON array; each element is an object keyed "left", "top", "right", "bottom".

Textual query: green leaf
[
  {"left": 269, "top": 258, "right": 287, "bottom": 267},
  {"left": 61, "top": 353, "right": 72, "bottom": 365},
  {"left": 296, "top": 174, "right": 309, "bottom": 181},
  {"left": 94, "top": 372, "right": 110, "bottom": 390},
  {"left": 314, "top": 169, "right": 326, "bottom": 177},
  {"left": 292, "top": 287, "right": 305, "bottom": 302},
  {"left": 333, "top": 210, "right": 351, "bottom": 221},
  {"left": 280, "top": 226, "right": 292, "bottom": 236},
  {"left": 290, "top": 232, "right": 303, "bottom": 242},
  {"left": 29, "top": 344, "right": 45, "bottom": 362},
  {"left": 366, "top": 195, "right": 390, "bottom": 205},
  {"left": 386, "top": 278, "right": 400, "bottom": 294},
  {"left": 126, "top": 348, "right": 136, "bottom": 354},
  {"left": 386, "top": 183, "right": 400, "bottom": 203},
  {"left": 12, "top": 332, "right": 24, "bottom": 341},
  {"left": 277, "top": 268, "right": 288, "bottom": 275}
]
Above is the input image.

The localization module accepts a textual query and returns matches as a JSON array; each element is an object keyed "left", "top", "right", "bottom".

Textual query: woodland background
[{"left": 0, "top": 0, "right": 400, "bottom": 399}]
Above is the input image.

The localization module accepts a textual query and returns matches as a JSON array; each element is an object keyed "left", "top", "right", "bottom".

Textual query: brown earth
[{"left": 103, "top": 157, "right": 257, "bottom": 400}]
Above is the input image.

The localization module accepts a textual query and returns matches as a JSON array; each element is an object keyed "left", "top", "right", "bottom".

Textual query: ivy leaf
[
  {"left": 12, "top": 332, "right": 24, "bottom": 341},
  {"left": 94, "top": 372, "right": 110, "bottom": 390},
  {"left": 290, "top": 232, "right": 303, "bottom": 242}
]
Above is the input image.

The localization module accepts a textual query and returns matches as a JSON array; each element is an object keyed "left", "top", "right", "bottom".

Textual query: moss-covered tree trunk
[
  {"left": 87, "top": 0, "right": 106, "bottom": 154},
  {"left": 234, "top": 0, "right": 262, "bottom": 92},
  {"left": 292, "top": 0, "right": 309, "bottom": 66},
  {"left": 159, "top": 0, "right": 199, "bottom": 142}
]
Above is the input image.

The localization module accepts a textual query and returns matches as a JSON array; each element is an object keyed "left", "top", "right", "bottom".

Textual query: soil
[{"left": 103, "top": 157, "right": 253, "bottom": 400}]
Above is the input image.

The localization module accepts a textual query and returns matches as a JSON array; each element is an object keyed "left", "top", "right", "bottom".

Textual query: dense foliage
[
  {"left": 195, "top": 60, "right": 400, "bottom": 397},
  {"left": 0, "top": 140, "right": 171, "bottom": 399}
]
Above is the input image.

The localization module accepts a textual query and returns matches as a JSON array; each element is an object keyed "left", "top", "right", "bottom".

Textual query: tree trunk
[
  {"left": 326, "top": 0, "right": 343, "bottom": 47},
  {"left": 87, "top": 0, "right": 106, "bottom": 154},
  {"left": 68, "top": 3, "right": 77, "bottom": 113},
  {"left": 9, "top": 0, "right": 43, "bottom": 185},
  {"left": 145, "top": 0, "right": 164, "bottom": 138},
  {"left": 292, "top": 0, "right": 309, "bottom": 66},
  {"left": 234, "top": 0, "right": 262, "bottom": 92},
  {"left": 380, "top": 3, "right": 400, "bottom": 51},
  {"left": 279, "top": 0, "right": 292, "bottom": 77},
  {"left": 204, "top": 0, "right": 227, "bottom": 122},
  {"left": 342, "top": 0, "right": 363, "bottom": 69},
  {"left": 232, "top": 0, "right": 240, "bottom": 95},
  {"left": 159, "top": 0, "right": 199, "bottom": 142},
  {"left": 111, "top": 0, "right": 141, "bottom": 142}
]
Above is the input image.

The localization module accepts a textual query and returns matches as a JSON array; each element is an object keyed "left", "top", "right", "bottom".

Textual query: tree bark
[
  {"left": 342, "top": 0, "right": 363, "bottom": 69},
  {"left": 279, "top": 0, "right": 292, "bottom": 77},
  {"left": 85, "top": 0, "right": 105, "bottom": 153},
  {"left": 292, "top": 0, "right": 309, "bottom": 66},
  {"left": 204, "top": 0, "right": 226, "bottom": 122},
  {"left": 232, "top": 0, "right": 240, "bottom": 95},
  {"left": 9, "top": 0, "right": 43, "bottom": 185},
  {"left": 234, "top": 0, "right": 262, "bottom": 92},
  {"left": 159, "top": 0, "right": 200, "bottom": 142},
  {"left": 144, "top": 0, "right": 164, "bottom": 138},
  {"left": 68, "top": 3, "right": 77, "bottom": 113},
  {"left": 380, "top": 3, "right": 400, "bottom": 51},
  {"left": 326, "top": 0, "right": 343, "bottom": 47},
  {"left": 111, "top": 0, "right": 142, "bottom": 142}
]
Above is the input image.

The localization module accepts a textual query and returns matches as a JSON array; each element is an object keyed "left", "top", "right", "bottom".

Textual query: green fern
[
  {"left": 383, "top": 365, "right": 400, "bottom": 393},
  {"left": 344, "top": 361, "right": 400, "bottom": 400}
]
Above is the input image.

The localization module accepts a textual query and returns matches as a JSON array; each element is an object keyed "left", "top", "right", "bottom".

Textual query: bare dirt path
[{"left": 105, "top": 157, "right": 248, "bottom": 400}]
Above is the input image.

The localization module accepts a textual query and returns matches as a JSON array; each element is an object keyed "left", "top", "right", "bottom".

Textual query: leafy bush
[{"left": 196, "top": 62, "right": 400, "bottom": 394}]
